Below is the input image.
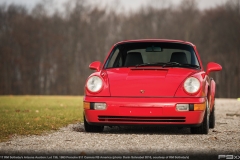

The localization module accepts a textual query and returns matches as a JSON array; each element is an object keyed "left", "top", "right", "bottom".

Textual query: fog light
[
  {"left": 84, "top": 102, "right": 90, "bottom": 110},
  {"left": 176, "top": 104, "right": 189, "bottom": 111},
  {"left": 194, "top": 103, "right": 206, "bottom": 111},
  {"left": 94, "top": 103, "right": 107, "bottom": 110}
]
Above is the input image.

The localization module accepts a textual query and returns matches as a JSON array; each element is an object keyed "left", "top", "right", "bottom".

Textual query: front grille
[{"left": 98, "top": 116, "right": 186, "bottom": 122}]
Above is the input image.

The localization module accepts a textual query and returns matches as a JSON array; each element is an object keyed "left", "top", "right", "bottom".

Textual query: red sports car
[{"left": 83, "top": 39, "right": 222, "bottom": 134}]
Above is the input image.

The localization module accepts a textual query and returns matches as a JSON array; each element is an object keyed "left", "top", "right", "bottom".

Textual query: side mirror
[
  {"left": 89, "top": 61, "right": 101, "bottom": 71},
  {"left": 206, "top": 62, "right": 222, "bottom": 75}
]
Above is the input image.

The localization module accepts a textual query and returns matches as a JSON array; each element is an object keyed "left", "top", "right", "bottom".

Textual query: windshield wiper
[
  {"left": 162, "top": 62, "right": 180, "bottom": 67},
  {"left": 162, "top": 62, "right": 200, "bottom": 69},
  {"left": 181, "top": 63, "right": 200, "bottom": 69},
  {"left": 135, "top": 62, "right": 200, "bottom": 69}
]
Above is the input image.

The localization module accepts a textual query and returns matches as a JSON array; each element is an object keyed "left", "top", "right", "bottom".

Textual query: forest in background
[{"left": 0, "top": 0, "right": 239, "bottom": 98}]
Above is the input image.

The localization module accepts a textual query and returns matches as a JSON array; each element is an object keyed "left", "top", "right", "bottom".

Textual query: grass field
[{"left": 0, "top": 96, "right": 83, "bottom": 142}]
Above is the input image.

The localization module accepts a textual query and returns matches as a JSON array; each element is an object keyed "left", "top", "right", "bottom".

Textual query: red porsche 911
[{"left": 83, "top": 39, "right": 222, "bottom": 134}]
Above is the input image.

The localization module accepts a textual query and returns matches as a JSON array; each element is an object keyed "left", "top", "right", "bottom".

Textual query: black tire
[
  {"left": 209, "top": 105, "right": 215, "bottom": 129},
  {"left": 190, "top": 100, "right": 209, "bottom": 134},
  {"left": 84, "top": 116, "right": 104, "bottom": 132}
]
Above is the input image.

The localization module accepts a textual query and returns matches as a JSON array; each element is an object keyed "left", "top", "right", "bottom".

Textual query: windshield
[{"left": 104, "top": 42, "right": 200, "bottom": 69}]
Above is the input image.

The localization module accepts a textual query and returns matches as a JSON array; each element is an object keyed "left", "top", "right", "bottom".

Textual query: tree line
[{"left": 0, "top": 0, "right": 239, "bottom": 98}]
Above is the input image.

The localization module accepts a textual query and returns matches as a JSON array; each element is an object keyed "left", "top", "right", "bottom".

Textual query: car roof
[{"left": 114, "top": 39, "right": 195, "bottom": 47}]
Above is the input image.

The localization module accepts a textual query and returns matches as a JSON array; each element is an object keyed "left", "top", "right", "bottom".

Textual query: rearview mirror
[
  {"left": 89, "top": 61, "right": 101, "bottom": 71},
  {"left": 206, "top": 62, "right": 222, "bottom": 75},
  {"left": 146, "top": 46, "right": 162, "bottom": 52}
]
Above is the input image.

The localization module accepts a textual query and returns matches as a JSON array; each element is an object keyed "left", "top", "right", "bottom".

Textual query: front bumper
[{"left": 84, "top": 96, "right": 206, "bottom": 126}]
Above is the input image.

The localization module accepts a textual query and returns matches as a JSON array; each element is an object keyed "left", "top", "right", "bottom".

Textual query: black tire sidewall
[
  {"left": 209, "top": 105, "right": 215, "bottom": 128},
  {"left": 191, "top": 99, "right": 209, "bottom": 134}
]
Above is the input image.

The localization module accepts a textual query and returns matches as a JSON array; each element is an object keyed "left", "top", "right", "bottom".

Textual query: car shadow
[
  {"left": 72, "top": 123, "right": 191, "bottom": 135},
  {"left": 103, "top": 126, "right": 191, "bottom": 135}
]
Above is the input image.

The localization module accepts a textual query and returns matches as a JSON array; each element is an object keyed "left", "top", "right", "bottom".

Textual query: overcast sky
[{"left": 0, "top": 0, "right": 229, "bottom": 12}]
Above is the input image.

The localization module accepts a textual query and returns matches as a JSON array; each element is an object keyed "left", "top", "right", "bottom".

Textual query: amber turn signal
[
  {"left": 194, "top": 103, "right": 206, "bottom": 111},
  {"left": 84, "top": 102, "right": 90, "bottom": 110}
]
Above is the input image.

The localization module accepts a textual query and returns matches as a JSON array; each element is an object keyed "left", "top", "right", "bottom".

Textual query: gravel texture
[{"left": 0, "top": 99, "right": 240, "bottom": 157}]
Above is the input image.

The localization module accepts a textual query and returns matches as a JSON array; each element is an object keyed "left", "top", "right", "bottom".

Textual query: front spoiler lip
[{"left": 87, "top": 122, "right": 201, "bottom": 127}]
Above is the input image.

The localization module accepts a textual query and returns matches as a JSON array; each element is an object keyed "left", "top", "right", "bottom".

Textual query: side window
[
  {"left": 191, "top": 51, "right": 200, "bottom": 66},
  {"left": 185, "top": 52, "right": 191, "bottom": 64},
  {"left": 118, "top": 57, "right": 123, "bottom": 67},
  {"left": 107, "top": 49, "right": 120, "bottom": 68}
]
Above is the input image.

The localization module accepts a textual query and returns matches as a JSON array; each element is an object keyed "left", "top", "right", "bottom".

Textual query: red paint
[
  {"left": 89, "top": 61, "right": 101, "bottom": 71},
  {"left": 206, "top": 62, "right": 222, "bottom": 75},
  {"left": 84, "top": 96, "right": 205, "bottom": 125},
  {"left": 84, "top": 39, "right": 222, "bottom": 127}
]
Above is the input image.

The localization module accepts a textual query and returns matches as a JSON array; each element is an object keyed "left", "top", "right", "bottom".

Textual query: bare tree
[{"left": 0, "top": 0, "right": 239, "bottom": 98}]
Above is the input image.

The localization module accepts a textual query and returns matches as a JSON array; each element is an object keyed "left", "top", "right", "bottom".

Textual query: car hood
[{"left": 106, "top": 67, "right": 197, "bottom": 97}]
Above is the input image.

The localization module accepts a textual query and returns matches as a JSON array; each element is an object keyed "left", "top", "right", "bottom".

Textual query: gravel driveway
[{"left": 0, "top": 99, "right": 239, "bottom": 158}]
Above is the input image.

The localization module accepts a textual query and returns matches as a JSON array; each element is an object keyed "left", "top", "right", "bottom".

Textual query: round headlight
[
  {"left": 86, "top": 76, "right": 103, "bottom": 92},
  {"left": 184, "top": 77, "right": 200, "bottom": 94}
]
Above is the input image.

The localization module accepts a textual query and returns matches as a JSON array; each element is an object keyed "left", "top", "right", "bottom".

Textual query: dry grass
[{"left": 0, "top": 96, "right": 83, "bottom": 142}]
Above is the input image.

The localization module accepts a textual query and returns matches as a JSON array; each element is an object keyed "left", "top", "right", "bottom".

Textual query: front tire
[
  {"left": 191, "top": 100, "right": 209, "bottom": 134},
  {"left": 84, "top": 116, "right": 104, "bottom": 132},
  {"left": 209, "top": 105, "right": 215, "bottom": 128}
]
